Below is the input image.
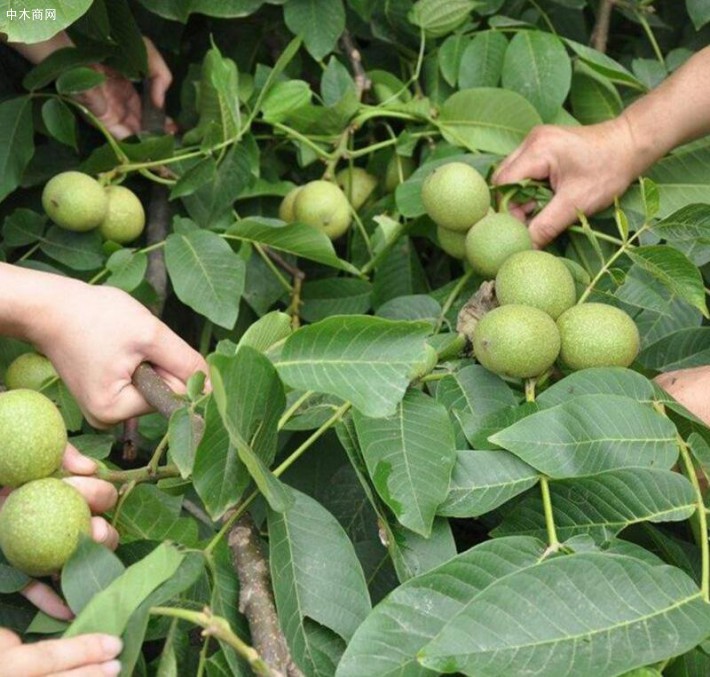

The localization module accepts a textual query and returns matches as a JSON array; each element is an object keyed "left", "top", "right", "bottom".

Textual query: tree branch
[
  {"left": 591, "top": 0, "right": 616, "bottom": 53},
  {"left": 228, "top": 513, "right": 303, "bottom": 677}
]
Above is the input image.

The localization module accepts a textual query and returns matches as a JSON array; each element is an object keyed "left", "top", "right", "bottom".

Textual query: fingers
[
  {"left": 144, "top": 37, "right": 172, "bottom": 109},
  {"left": 62, "top": 444, "right": 98, "bottom": 476},
  {"left": 0, "top": 628, "right": 21, "bottom": 652},
  {"left": 0, "top": 633, "right": 122, "bottom": 677},
  {"left": 90, "top": 516, "right": 120, "bottom": 551},
  {"left": 527, "top": 193, "right": 581, "bottom": 248},
  {"left": 62, "top": 477, "right": 118, "bottom": 515},
  {"left": 21, "top": 580, "right": 74, "bottom": 621}
]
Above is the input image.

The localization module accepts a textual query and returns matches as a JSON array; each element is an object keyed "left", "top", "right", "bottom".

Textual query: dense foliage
[{"left": 1, "top": 1, "right": 710, "bottom": 675}]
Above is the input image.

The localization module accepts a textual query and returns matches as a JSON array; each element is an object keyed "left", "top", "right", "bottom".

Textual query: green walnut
[
  {"left": 421, "top": 162, "right": 490, "bottom": 232},
  {"left": 293, "top": 180, "right": 352, "bottom": 240},
  {"left": 98, "top": 185, "right": 146, "bottom": 244},
  {"left": 4, "top": 353, "right": 57, "bottom": 391},
  {"left": 557, "top": 303, "right": 640, "bottom": 371},
  {"left": 336, "top": 167, "right": 378, "bottom": 210},
  {"left": 495, "top": 250, "right": 577, "bottom": 320},
  {"left": 0, "top": 389, "right": 67, "bottom": 487},
  {"left": 0, "top": 478, "right": 91, "bottom": 576},
  {"left": 473, "top": 305, "right": 561, "bottom": 379},
  {"left": 42, "top": 171, "right": 108, "bottom": 232},
  {"left": 465, "top": 212, "right": 533, "bottom": 279}
]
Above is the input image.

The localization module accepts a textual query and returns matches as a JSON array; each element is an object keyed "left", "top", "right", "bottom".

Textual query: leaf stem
[
  {"left": 255, "top": 243, "right": 293, "bottom": 292},
  {"left": 677, "top": 433, "right": 710, "bottom": 601},
  {"left": 149, "top": 606, "right": 277, "bottom": 677},
  {"left": 147, "top": 433, "right": 170, "bottom": 475},
  {"left": 278, "top": 390, "right": 314, "bottom": 430},
  {"left": 435, "top": 269, "right": 474, "bottom": 333},
  {"left": 576, "top": 224, "right": 647, "bottom": 304},
  {"left": 539, "top": 476, "right": 560, "bottom": 552}
]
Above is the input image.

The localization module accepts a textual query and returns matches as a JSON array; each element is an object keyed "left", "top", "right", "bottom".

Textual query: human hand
[
  {"left": 0, "top": 628, "right": 122, "bottom": 676},
  {"left": 0, "top": 444, "right": 118, "bottom": 620},
  {"left": 492, "top": 119, "right": 640, "bottom": 247},
  {"left": 27, "top": 279, "right": 208, "bottom": 429},
  {"left": 75, "top": 38, "right": 174, "bottom": 139},
  {"left": 655, "top": 366, "right": 710, "bottom": 426}
]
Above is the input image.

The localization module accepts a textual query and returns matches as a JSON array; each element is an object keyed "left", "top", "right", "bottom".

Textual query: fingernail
[
  {"left": 101, "top": 659, "right": 122, "bottom": 676},
  {"left": 100, "top": 635, "right": 123, "bottom": 656}
]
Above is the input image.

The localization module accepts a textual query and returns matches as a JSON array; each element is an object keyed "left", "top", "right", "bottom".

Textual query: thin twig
[
  {"left": 264, "top": 248, "right": 305, "bottom": 329},
  {"left": 121, "top": 417, "right": 140, "bottom": 462},
  {"left": 340, "top": 31, "right": 371, "bottom": 100}
]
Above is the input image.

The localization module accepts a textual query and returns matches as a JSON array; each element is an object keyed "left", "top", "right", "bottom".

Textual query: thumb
[{"left": 527, "top": 193, "right": 580, "bottom": 248}]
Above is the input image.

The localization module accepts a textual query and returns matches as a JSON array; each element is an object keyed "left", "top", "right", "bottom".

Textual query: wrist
[{"left": 0, "top": 264, "right": 83, "bottom": 346}]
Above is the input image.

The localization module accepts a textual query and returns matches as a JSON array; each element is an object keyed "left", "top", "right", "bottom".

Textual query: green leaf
[
  {"left": 570, "top": 68, "right": 622, "bottom": 125},
  {"left": 39, "top": 226, "right": 104, "bottom": 271},
  {"left": 564, "top": 39, "right": 644, "bottom": 89},
  {"left": 623, "top": 142, "right": 710, "bottom": 218},
  {"left": 501, "top": 30, "right": 572, "bottom": 121},
  {"left": 536, "top": 367, "right": 657, "bottom": 408},
  {"left": 64, "top": 542, "right": 184, "bottom": 638},
  {"left": 41, "top": 99, "right": 77, "bottom": 149},
  {"left": 353, "top": 389, "right": 456, "bottom": 537},
  {"left": 322, "top": 57, "right": 357, "bottom": 106},
  {"left": 420, "top": 552, "right": 710, "bottom": 676},
  {"left": 337, "top": 536, "right": 546, "bottom": 677},
  {"left": 438, "top": 34, "right": 468, "bottom": 87},
  {"left": 438, "top": 87, "right": 543, "bottom": 154},
  {"left": 268, "top": 487, "right": 371, "bottom": 669},
  {"left": 275, "top": 316, "right": 433, "bottom": 418},
  {"left": 649, "top": 203, "right": 710, "bottom": 266},
  {"left": 183, "top": 44, "right": 240, "bottom": 146},
  {"left": 435, "top": 364, "right": 519, "bottom": 433},
  {"left": 226, "top": 217, "right": 358, "bottom": 274},
  {"left": 2, "top": 208, "right": 45, "bottom": 247},
  {"left": 180, "top": 145, "right": 253, "bottom": 226},
  {"left": 261, "top": 80, "right": 312, "bottom": 123},
  {"left": 61, "top": 537, "right": 125, "bottom": 615},
  {"left": 639, "top": 327, "right": 710, "bottom": 371},
  {"left": 236, "top": 311, "right": 293, "bottom": 354},
  {"left": 0, "top": 1, "right": 93, "bottom": 42},
  {"left": 284, "top": 0, "right": 345, "bottom": 60},
  {"left": 408, "top": 0, "right": 476, "bottom": 38},
  {"left": 165, "top": 229, "right": 245, "bottom": 329},
  {"left": 55, "top": 67, "right": 106, "bottom": 94},
  {"left": 193, "top": 398, "right": 249, "bottom": 520},
  {"left": 438, "top": 449, "right": 538, "bottom": 518},
  {"left": 301, "top": 278, "right": 372, "bottom": 323},
  {"left": 114, "top": 484, "right": 199, "bottom": 546},
  {"left": 105, "top": 249, "right": 147, "bottom": 292},
  {"left": 687, "top": 0, "right": 710, "bottom": 29},
  {"left": 0, "top": 97, "right": 34, "bottom": 204},
  {"left": 168, "top": 407, "right": 201, "bottom": 479},
  {"left": 170, "top": 157, "right": 217, "bottom": 200},
  {"left": 458, "top": 30, "right": 508, "bottom": 89},
  {"left": 136, "top": 0, "right": 264, "bottom": 21},
  {"left": 209, "top": 348, "right": 292, "bottom": 512},
  {"left": 627, "top": 245, "right": 709, "bottom": 318},
  {"left": 376, "top": 294, "right": 441, "bottom": 325},
  {"left": 493, "top": 468, "right": 696, "bottom": 540},
  {"left": 490, "top": 394, "right": 679, "bottom": 478}
]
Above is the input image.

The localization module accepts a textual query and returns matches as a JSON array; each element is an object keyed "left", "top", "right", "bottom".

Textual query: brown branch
[
  {"left": 340, "top": 31, "right": 371, "bottom": 100},
  {"left": 228, "top": 513, "right": 303, "bottom": 677},
  {"left": 132, "top": 363, "right": 206, "bottom": 448},
  {"left": 121, "top": 417, "right": 140, "bottom": 462},
  {"left": 591, "top": 0, "right": 616, "bottom": 53}
]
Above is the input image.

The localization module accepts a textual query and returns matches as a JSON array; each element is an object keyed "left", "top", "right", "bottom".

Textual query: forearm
[
  {"left": 3, "top": 31, "right": 73, "bottom": 64},
  {"left": 619, "top": 46, "right": 710, "bottom": 175}
]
